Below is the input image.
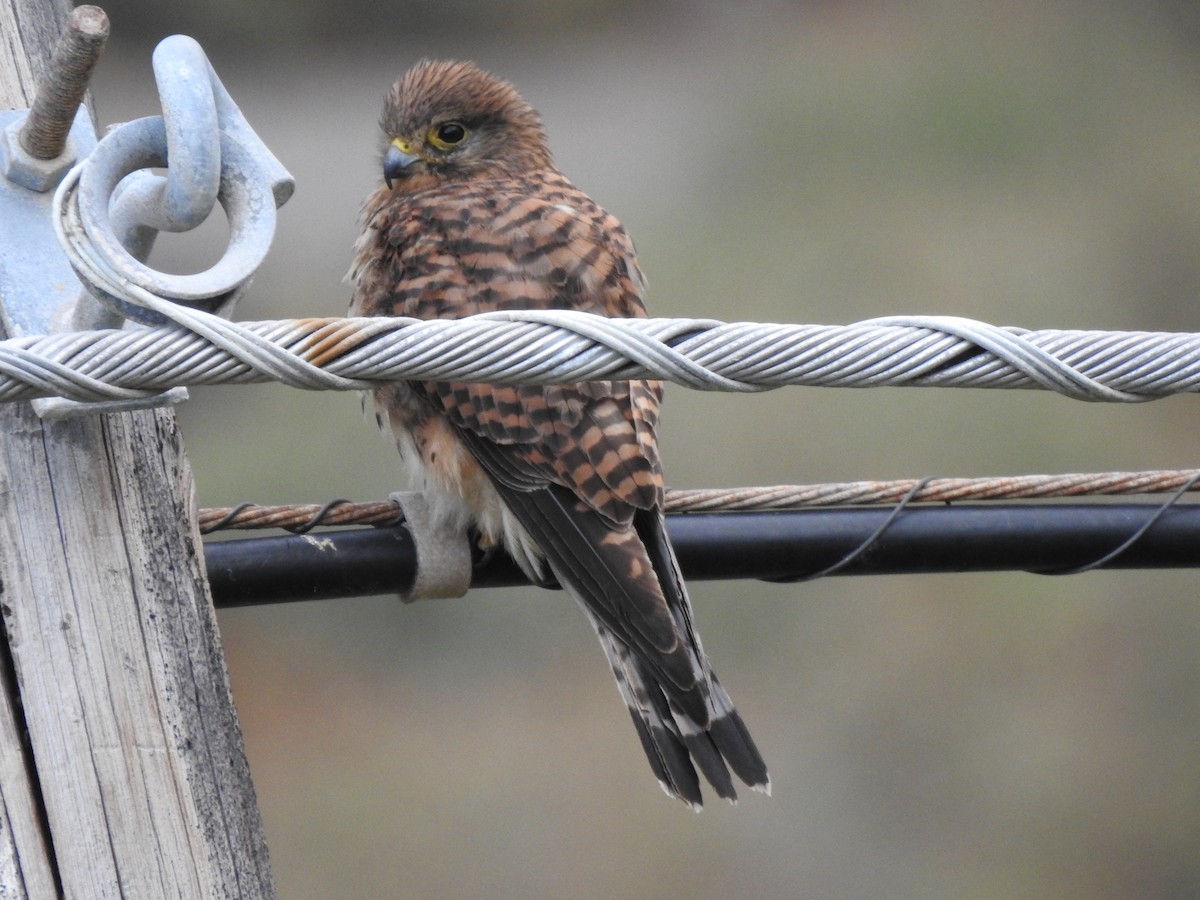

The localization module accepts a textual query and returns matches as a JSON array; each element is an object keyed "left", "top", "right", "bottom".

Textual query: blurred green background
[{"left": 85, "top": 1, "right": 1200, "bottom": 897}]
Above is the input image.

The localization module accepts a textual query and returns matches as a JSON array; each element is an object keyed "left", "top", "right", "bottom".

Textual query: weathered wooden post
[{"left": 0, "top": 1, "right": 275, "bottom": 895}]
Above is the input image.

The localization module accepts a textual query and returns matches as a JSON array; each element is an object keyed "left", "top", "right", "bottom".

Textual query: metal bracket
[
  {"left": 0, "top": 107, "right": 188, "bottom": 418},
  {"left": 0, "top": 107, "right": 95, "bottom": 338}
]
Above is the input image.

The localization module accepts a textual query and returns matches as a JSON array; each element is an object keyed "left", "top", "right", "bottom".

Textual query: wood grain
[{"left": 0, "top": 1, "right": 275, "bottom": 895}]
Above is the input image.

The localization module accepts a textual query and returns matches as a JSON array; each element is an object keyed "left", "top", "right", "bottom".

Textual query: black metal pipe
[
  {"left": 205, "top": 527, "right": 421, "bottom": 607},
  {"left": 204, "top": 503, "right": 1200, "bottom": 608}
]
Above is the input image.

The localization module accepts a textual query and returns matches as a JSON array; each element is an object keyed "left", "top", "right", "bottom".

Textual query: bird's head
[{"left": 378, "top": 59, "right": 553, "bottom": 191}]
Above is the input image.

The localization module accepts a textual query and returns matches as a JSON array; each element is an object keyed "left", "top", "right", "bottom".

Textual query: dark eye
[
  {"left": 428, "top": 121, "right": 468, "bottom": 150},
  {"left": 437, "top": 122, "right": 466, "bottom": 143}
]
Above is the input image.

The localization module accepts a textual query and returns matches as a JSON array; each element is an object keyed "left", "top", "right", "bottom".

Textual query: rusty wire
[
  {"left": 197, "top": 468, "right": 1200, "bottom": 534},
  {"left": 199, "top": 499, "right": 404, "bottom": 534}
]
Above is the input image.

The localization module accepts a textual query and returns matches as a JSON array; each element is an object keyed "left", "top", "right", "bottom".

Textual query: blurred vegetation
[{"left": 82, "top": 1, "right": 1200, "bottom": 897}]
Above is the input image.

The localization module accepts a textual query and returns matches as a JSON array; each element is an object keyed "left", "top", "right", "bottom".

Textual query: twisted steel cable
[{"left": 6, "top": 311, "right": 1200, "bottom": 406}]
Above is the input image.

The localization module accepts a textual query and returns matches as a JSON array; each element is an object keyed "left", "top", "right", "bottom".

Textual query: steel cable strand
[
  {"left": 869, "top": 315, "right": 1150, "bottom": 400},
  {"left": 1022, "top": 326, "right": 1200, "bottom": 393},
  {"left": 478, "top": 309, "right": 766, "bottom": 391},
  {"left": 7, "top": 314, "right": 1200, "bottom": 401}
]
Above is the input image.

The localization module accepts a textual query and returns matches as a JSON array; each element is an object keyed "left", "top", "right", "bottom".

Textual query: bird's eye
[{"left": 427, "top": 122, "right": 468, "bottom": 150}]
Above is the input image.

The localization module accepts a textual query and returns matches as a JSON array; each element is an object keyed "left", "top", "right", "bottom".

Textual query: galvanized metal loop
[
  {"left": 130, "top": 36, "right": 222, "bottom": 233},
  {"left": 63, "top": 34, "right": 293, "bottom": 326},
  {"left": 73, "top": 116, "right": 279, "bottom": 323}
]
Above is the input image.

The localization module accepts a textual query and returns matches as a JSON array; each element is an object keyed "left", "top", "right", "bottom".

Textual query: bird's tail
[
  {"left": 464, "top": 430, "right": 770, "bottom": 808},
  {"left": 523, "top": 489, "right": 770, "bottom": 808},
  {"left": 592, "top": 619, "right": 770, "bottom": 809}
]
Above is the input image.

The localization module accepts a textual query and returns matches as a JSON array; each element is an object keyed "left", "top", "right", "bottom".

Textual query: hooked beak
[{"left": 384, "top": 140, "right": 421, "bottom": 188}]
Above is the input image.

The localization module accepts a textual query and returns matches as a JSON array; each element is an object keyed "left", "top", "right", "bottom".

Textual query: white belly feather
[{"left": 365, "top": 387, "right": 545, "bottom": 579}]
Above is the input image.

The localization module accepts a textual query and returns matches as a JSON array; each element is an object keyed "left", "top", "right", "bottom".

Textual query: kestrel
[{"left": 349, "top": 59, "right": 768, "bottom": 808}]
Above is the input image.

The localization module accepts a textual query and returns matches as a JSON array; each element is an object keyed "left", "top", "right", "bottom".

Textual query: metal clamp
[
  {"left": 0, "top": 7, "right": 293, "bottom": 418},
  {"left": 390, "top": 492, "right": 474, "bottom": 602}
]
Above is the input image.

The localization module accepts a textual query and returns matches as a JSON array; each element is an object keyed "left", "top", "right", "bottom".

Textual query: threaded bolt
[{"left": 18, "top": 5, "right": 109, "bottom": 161}]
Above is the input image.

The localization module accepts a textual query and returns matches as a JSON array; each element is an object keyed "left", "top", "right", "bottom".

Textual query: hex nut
[{"left": 0, "top": 118, "right": 76, "bottom": 192}]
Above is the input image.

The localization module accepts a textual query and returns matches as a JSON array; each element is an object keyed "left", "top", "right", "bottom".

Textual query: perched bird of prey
[{"left": 349, "top": 59, "right": 769, "bottom": 808}]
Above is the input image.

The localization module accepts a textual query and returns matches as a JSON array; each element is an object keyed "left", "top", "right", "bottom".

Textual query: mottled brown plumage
[{"left": 349, "top": 59, "right": 768, "bottom": 807}]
